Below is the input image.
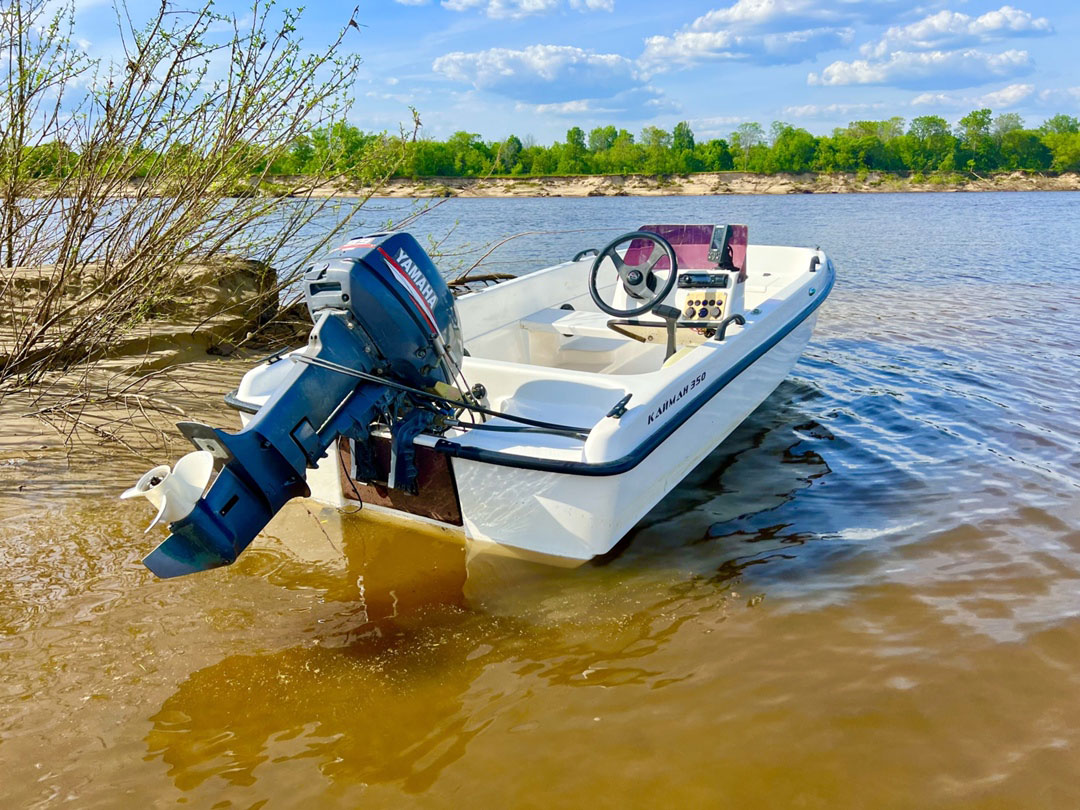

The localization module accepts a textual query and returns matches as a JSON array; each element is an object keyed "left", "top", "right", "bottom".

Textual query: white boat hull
[{"left": 451, "top": 313, "right": 816, "bottom": 560}]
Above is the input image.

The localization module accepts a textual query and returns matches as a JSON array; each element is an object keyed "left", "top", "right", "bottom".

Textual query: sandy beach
[
  {"left": 86, "top": 170, "right": 1080, "bottom": 200},
  {"left": 341, "top": 170, "right": 1080, "bottom": 199}
]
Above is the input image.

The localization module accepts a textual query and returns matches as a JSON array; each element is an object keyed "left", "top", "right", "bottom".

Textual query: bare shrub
[{"left": 0, "top": 0, "right": 413, "bottom": 396}]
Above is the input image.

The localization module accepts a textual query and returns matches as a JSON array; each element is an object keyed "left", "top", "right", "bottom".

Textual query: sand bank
[
  {"left": 0, "top": 258, "right": 291, "bottom": 482},
  {"left": 329, "top": 170, "right": 1080, "bottom": 199},
  {"left": 71, "top": 170, "right": 1080, "bottom": 200}
]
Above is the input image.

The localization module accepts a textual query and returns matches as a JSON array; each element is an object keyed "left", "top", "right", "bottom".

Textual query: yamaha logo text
[{"left": 395, "top": 249, "right": 438, "bottom": 310}]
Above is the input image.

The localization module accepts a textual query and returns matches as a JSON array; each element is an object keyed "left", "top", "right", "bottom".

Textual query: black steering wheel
[{"left": 588, "top": 231, "right": 678, "bottom": 318}]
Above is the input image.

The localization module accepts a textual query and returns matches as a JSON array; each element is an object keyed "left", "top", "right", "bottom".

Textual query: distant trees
[
  {"left": 768, "top": 124, "right": 817, "bottom": 173},
  {"left": 999, "top": 130, "right": 1051, "bottom": 171},
  {"left": 496, "top": 134, "right": 522, "bottom": 173},
  {"left": 672, "top": 121, "right": 694, "bottom": 153},
  {"left": 731, "top": 122, "right": 765, "bottom": 170},
  {"left": 1041, "top": 114, "right": 1079, "bottom": 135},
  {"left": 588, "top": 125, "right": 617, "bottom": 153},
  {"left": 559, "top": 126, "right": 587, "bottom": 174},
  {"left": 956, "top": 109, "right": 996, "bottom": 172},
  {"left": 1038, "top": 115, "right": 1080, "bottom": 171},
  {"left": 18, "top": 111, "right": 1080, "bottom": 182},
  {"left": 899, "top": 116, "right": 954, "bottom": 172},
  {"left": 640, "top": 126, "right": 672, "bottom": 174},
  {"left": 693, "top": 138, "right": 734, "bottom": 172}
]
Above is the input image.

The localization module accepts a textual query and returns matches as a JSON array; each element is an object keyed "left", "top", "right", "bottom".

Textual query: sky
[{"left": 69, "top": 0, "right": 1080, "bottom": 143}]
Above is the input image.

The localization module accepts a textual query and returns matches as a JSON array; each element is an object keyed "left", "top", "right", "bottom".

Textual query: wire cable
[{"left": 291, "top": 354, "right": 592, "bottom": 438}]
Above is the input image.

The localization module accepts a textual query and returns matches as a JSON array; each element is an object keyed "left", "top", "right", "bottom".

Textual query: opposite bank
[{"left": 324, "top": 170, "right": 1080, "bottom": 199}]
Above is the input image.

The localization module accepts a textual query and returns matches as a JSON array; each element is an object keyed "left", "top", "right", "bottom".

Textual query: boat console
[
  {"left": 665, "top": 223, "right": 748, "bottom": 330},
  {"left": 583, "top": 223, "right": 749, "bottom": 360}
]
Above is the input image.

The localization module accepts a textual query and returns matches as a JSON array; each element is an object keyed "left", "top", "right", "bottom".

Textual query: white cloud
[
  {"left": 365, "top": 88, "right": 429, "bottom": 105},
  {"left": 908, "top": 92, "right": 953, "bottom": 107},
  {"left": 442, "top": 0, "right": 555, "bottom": 17},
  {"left": 433, "top": 44, "right": 667, "bottom": 117},
  {"left": 516, "top": 99, "right": 594, "bottom": 115},
  {"left": 690, "top": 0, "right": 851, "bottom": 32},
  {"left": 692, "top": 115, "right": 747, "bottom": 127},
  {"left": 685, "top": 0, "right": 910, "bottom": 32},
  {"left": 862, "top": 5, "right": 1052, "bottom": 58},
  {"left": 910, "top": 82, "right": 1035, "bottom": 109},
  {"left": 1037, "top": 87, "right": 1080, "bottom": 107},
  {"left": 434, "top": 45, "right": 636, "bottom": 103},
  {"left": 513, "top": 86, "right": 675, "bottom": 119},
  {"left": 641, "top": 26, "right": 852, "bottom": 74},
  {"left": 980, "top": 82, "right": 1036, "bottom": 107},
  {"left": 440, "top": 0, "right": 611, "bottom": 17},
  {"left": 638, "top": 0, "right": 905, "bottom": 75},
  {"left": 393, "top": 0, "right": 430, "bottom": 6},
  {"left": 689, "top": 114, "right": 749, "bottom": 138},
  {"left": 783, "top": 101, "right": 887, "bottom": 118},
  {"left": 808, "top": 48, "right": 1032, "bottom": 89}
]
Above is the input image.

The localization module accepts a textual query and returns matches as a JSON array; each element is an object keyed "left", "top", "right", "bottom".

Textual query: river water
[{"left": 2, "top": 192, "right": 1079, "bottom": 808}]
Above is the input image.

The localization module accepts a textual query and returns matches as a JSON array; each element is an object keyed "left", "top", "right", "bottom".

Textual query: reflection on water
[
  {"left": 3, "top": 192, "right": 1080, "bottom": 808},
  {"left": 142, "top": 508, "right": 753, "bottom": 804},
  {"left": 146, "top": 619, "right": 484, "bottom": 796}
]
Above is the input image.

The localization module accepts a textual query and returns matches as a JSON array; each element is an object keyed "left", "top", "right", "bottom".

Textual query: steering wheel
[{"left": 588, "top": 231, "right": 678, "bottom": 318}]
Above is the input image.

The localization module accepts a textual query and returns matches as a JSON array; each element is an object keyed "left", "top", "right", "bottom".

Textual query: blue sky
[{"left": 72, "top": 0, "right": 1080, "bottom": 143}]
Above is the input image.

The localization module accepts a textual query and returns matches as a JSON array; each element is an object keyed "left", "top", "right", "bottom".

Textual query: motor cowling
[
  {"left": 304, "top": 231, "right": 463, "bottom": 391},
  {"left": 126, "top": 232, "right": 465, "bottom": 579}
]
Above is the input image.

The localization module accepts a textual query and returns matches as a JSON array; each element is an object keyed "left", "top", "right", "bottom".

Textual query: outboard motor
[{"left": 125, "top": 232, "right": 464, "bottom": 578}]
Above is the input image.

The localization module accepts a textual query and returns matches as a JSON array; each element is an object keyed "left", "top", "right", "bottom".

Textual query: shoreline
[
  {"left": 44, "top": 170, "right": 1080, "bottom": 200},
  {"left": 349, "top": 170, "right": 1080, "bottom": 199}
]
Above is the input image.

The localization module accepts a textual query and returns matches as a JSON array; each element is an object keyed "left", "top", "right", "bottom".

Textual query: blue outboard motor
[{"left": 134, "top": 232, "right": 464, "bottom": 578}]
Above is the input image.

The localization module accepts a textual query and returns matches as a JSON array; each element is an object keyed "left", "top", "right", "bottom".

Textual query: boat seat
[
  {"left": 518, "top": 309, "right": 647, "bottom": 372},
  {"left": 519, "top": 308, "right": 617, "bottom": 340},
  {"left": 556, "top": 335, "right": 626, "bottom": 353}
]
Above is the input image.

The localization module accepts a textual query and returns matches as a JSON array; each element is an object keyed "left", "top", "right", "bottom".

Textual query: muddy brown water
[{"left": 2, "top": 193, "right": 1079, "bottom": 808}]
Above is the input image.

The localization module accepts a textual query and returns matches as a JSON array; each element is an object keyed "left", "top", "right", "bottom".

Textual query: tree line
[
  {"left": 16, "top": 111, "right": 1080, "bottom": 183},
  {"left": 290, "top": 110, "right": 1080, "bottom": 179}
]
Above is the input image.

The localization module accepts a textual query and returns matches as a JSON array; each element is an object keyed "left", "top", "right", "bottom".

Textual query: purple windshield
[
  {"left": 626, "top": 224, "right": 747, "bottom": 279},
  {"left": 626, "top": 224, "right": 714, "bottom": 270}
]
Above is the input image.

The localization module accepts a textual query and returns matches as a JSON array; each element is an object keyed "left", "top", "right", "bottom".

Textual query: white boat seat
[
  {"left": 556, "top": 335, "right": 626, "bottom": 353},
  {"left": 746, "top": 274, "right": 781, "bottom": 294},
  {"left": 519, "top": 308, "right": 615, "bottom": 340},
  {"left": 520, "top": 308, "right": 673, "bottom": 348}
]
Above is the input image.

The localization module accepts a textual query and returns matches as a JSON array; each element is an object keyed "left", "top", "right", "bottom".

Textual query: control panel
[{"left": 675, "top": 271, "right": 733, "bottom": 324}]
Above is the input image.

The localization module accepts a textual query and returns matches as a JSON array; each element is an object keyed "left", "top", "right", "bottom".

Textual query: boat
[{"left": 121, "top": 223, "right": 835, "bottom": 578}]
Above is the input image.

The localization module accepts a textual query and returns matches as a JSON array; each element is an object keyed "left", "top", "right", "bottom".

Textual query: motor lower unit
[{"left": 128, "top": 232, "right": 464, "bottom": 578}]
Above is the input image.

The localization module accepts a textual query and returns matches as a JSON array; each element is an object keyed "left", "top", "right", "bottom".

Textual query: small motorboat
[{"left": 123, "top": 223, "right": 835, "bottom": 577}]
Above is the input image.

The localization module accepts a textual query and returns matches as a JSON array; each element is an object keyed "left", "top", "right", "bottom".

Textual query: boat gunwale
[{"left": 434, "top": 261, "right": 835, "bottom": 476}]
